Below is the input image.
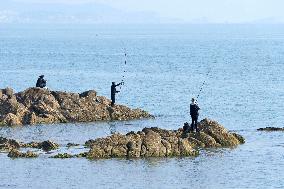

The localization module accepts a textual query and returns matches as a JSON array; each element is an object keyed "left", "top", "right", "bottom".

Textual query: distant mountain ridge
[{"left": 0, "top": 1, "right": 168, "bottom": 24}]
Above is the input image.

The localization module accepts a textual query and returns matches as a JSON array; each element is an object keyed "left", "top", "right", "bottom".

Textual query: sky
[{"left": 1, "top": 0, "right": 284, "bottom": 24}]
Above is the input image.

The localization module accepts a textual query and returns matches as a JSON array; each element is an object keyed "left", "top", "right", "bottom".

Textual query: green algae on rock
[
  {"left": 0, "top": 87, "right": 153, "bottom": 126},
  {"left": 85, "top": 118, "right": 245, "bottom": 159},
  {"left": 50, "top": 153, "right": 74, "bottom": 159},
  {"left": 50, "top": 152, "right": 88, "bottom": 159}
]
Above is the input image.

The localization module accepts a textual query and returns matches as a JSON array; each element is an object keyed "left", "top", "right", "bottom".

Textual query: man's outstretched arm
[{"left": 115, "top": 82, "right": 124, "bottom": 87}]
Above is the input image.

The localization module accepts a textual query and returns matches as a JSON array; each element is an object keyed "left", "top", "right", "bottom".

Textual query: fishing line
[
  {"left": 196, "top": 59, "right": 216, "bottom": 100},
  {"left": 196, "top": 69, "right": 211, "bottom": 100},
  {"left": 119, "top": 42, "right": 127, "bottom": 91}
]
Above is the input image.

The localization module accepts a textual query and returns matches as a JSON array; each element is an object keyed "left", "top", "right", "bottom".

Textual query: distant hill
[{"left": 0, "top": 1, "right": 167, "bottom": 24}]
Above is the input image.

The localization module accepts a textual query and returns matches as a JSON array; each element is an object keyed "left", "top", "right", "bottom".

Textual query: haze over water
[{"left": 0, "top": 24, "right": 284, "bottom": 188}]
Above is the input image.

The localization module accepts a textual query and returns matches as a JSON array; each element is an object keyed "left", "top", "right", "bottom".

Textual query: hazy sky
[{"left": 1, "top": 0, "right": 284, "bottom": 23}]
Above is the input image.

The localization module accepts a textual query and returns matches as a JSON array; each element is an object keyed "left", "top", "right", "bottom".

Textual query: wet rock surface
[
  {"left": 257, "top": 127, "right": 284, "bottom": 131},
  {"left": 0, "top": 87, "right": 153, "bottom": 126},
  {"left": 86, "top": 118, "right": 245, "bottom": 159}
]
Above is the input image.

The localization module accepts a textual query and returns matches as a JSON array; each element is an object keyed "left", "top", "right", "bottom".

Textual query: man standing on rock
[
  {"left": 111, "top": 82, "right": 123, "bottom": 106},
  {"left": 190, "top": 98, "right": 200, "bottom": 132},
  {"left": 36, "top": 75, "right": 47, "bottom": 88}
]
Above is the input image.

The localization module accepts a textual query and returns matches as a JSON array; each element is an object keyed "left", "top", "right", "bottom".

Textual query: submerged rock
[
  {"left": 8, "top": 149, "right": 38, "bottom": 158},
  {"left": 0, "top": 87, "right": 153, "bottom": 126},
  {"left": 257, "top": 127, "right": 284, "bottom": 131},
  {"left": 86, "top": 118, "right": 244, "bottom": 159}
]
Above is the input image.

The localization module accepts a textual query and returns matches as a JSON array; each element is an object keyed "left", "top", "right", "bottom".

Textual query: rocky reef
[
  {"left": 0, "top": 119, "right": 245, "bottom": 159},
  {"left": 0, "top": 87, "right": 152, "bottom": 126},
  {"left": 86, "top": 118, "right": 245, "bottom": 159}
]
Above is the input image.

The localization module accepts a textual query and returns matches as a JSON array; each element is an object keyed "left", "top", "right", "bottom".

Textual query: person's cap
[
  {"left": 191, "top": 98, "right": 195, "bottom": 102},
  {"left": 39, "top": 75, "right": 44, "bottom": 78}
]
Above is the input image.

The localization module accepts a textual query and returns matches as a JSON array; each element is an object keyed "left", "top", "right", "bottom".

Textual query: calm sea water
[{"left": 0, "top": 24, "right": 284, "bottom": 189}]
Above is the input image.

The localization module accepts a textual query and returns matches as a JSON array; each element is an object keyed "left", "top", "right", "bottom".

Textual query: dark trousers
[
  {"left": 191, "top": 116, "right": 198, "bottom": 132},
  {"left": 111, "top": 96, "right": 115, "bottom": 106}
]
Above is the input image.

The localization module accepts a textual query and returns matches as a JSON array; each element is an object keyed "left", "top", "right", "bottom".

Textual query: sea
[{"left": 0, "top": 24, "right": 284, "bottom": 189}]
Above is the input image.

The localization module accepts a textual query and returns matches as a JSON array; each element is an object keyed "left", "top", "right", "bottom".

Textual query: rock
[
  {"left": 0, "top": 137, "right": 21, "bottom": 151},
  {"left": 21, "top": 141, "right": 41, "bottom": 148},
  {"left": 0, "top": 88, "right": 14, "bottom": 99},
  {"left": 66, "top": 143, "right": 80, "bottom": 148},
  {"left": 231, "top": 133, "right": 245, "bottom": 144},
  {"left": 0, "top": 90, "right": 28, "bottom": 126},
  {"left": 3, "top": 113, "right": 22, "bottom": 126},
  {"left": 142, "top": 130, "right": 164, "bottom": 157},
  {"left": 0, "top": 87, "right": 152, "bottom": 126},
  {"left": 198, "top": 119, "right": 241, "bottom": 147},
  {"left": 179, "top": 138, "right": 199, "bottom": 156},
  {"left": 85, "top": 139, "right": 96, "bottom": 147},
  {"left": 257, "top": 127, "right": 284, "bottom": 131},
  {"left": 86, "top": 118, "right": 244, "bottom": 159},
  {"left": 75, "top": 152, "right": 88, "bottom": 158},
  {"left": 50, "top": 153, "right": 74, "bottom": 159},
  {"left": 189, "top": 132, "right": 221, "bottom": 148},
  {"left": 8, "top": 149, "right": 38, "bottom": 158},
  {"left": 79, "top": 90, "right": 97, "bottom": 98},
  {"left": 39, "top": 140, "right": 59, "bottom": 151},
  {"left": 21, "top": 140, "right": 59, "bottom": 151}
]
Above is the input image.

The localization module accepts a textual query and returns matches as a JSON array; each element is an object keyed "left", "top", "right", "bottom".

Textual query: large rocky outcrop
[
  {"left": 0, "top": 87, "right": 153, "bottom": 126},
  {"left": 1, "top": 119, "right": 245, "bottom": 159},
  {"left": 86, "top": 118, "right": 245, "bottom": 159}
]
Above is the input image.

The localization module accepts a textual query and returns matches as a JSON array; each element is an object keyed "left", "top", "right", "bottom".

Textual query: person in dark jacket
[
  {"left": 111, "top": 82, "right": 123, "bottom": 106},
  {"left": 36, "top": 75, "right": 47, "bottom": 88},
  {"left": 190, "top": 98, "right": 200, "bottom": 132}
]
